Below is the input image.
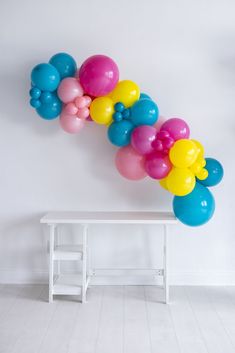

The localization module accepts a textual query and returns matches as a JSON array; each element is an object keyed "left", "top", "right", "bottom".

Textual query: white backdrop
[{"left": 0, "top": 0, "right": 234, "bottom": 284}]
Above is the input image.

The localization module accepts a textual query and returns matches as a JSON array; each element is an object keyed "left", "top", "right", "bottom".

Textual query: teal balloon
[
  {"left": 36, "top": 92, "right": 62, "bottom": 120},
  {"left": 40, "top": 91, "right": 52, "bottom": 104},
  {"left": 108, "top": 120, "right": 134, "bottom": 146},
  {"left": 173, "top": 183, "right": 215, "bottom": 227},
  {"left": 198, "top": 158, "right": 224, "bottom": 187},
  {"left": 130, "top": 98, "right": 159, "bottom": 126},
  {"left": 49, "top": 53, "right": 77, "bottom": 79},
  {"left": 29, "top": 87, "right": 41, "bottom": 99},
  {"left": 30, "top": 99, "right": 41, "bottom": 109},
  {"left": 31, "top": 63, "right": 60, "bottom": 92},
  {"left": 139, "top": 93, "right": 151, "bottom": 100}
]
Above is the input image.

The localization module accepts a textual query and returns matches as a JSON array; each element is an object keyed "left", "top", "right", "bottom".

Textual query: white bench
[{"left": 40, "top": 211, "right": 177, "bottom": 304}]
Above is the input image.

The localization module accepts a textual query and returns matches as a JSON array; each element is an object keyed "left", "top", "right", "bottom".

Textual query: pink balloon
[
  {"left": 60, "top": 110, "right": 85, "bottom": 134},
  {"left": 77, "top": 107, "right": 90, "bottom": 119},
  {"left": 160, "top": 118, "right": 190, "bottom": 141},
  {"left": 75, "top": 96, "right": 87, "bottom": 109},
  {"left": 64, "top": 102, "right": 78, "bottom": 115},
  {"left": 145, "top": 153, "right": 172, "bottom": 179},
  {"left": 154, "top": 115, "right": 166, "bottom": 131},
  {"left": 131, "top": 125, "right": 157, "bottom": 155},
  {"left": 115, "top": 145, "right": 147, "bottom": 181},
  {"left": 79, "top": 55, "right": 119, "bottom": 97},
  {"left": 57, "top": 78, "right": 84, "bottom": 103}
]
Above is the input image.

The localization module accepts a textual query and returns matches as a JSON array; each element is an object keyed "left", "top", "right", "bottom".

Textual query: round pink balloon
[
  {"left": 60, "top": 110, "right": 85, "bottom": 134},
  {"left": 64, "top": 102, "right": 78, "bottom": 115},
  {"left": 160, "top": 117, "right": 190, "bottom": 141},
  {"left": 77, "top": 107, "right": 89, "bottom": 119},
  {"left": 145, "top": 152, "right": 172, "bottom": 179},
  {"left": 115, "top": 145, "right": 147, "bottom": 181},
  {"left": 57, "top": 78, "right": 84, "bottom": 103},
  {"left": 79, "top": 55, "right": 119, "bottom": 97},
  {"left": 131, "top": 125, "right": 157, "bottom": 155}
]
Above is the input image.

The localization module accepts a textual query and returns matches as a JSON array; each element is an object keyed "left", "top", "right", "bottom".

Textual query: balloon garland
[{"left": 29, "top": 53, "right": 224, "bottom": 227}]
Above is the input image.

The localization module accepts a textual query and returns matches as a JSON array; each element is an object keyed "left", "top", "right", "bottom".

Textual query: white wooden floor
[{"left": 0, "top": 285, "right": 235, "bottom": 353}]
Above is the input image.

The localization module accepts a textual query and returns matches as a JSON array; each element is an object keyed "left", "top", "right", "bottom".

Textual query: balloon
[
  {"left": 131, "top": 125, "right": 157, "bottom": 155},
  {"left": 191, "top": 139, "right": 204, "bottom": 157},
  {"left": 169, "top": 139, "right": 198, "bottom": 168},
  {"left": 108, "top": 120, "right": 134, "bottom": 146},
  {"left": 36, "top": 92, "right": 62, "bottom": 120},
  {"left": 49, "top": 52, "right": 77, "bottom": 79},
  {"left": 30, "top": 99, "right": 41, "bottom": 109},
  {"left": 31, "top": 63, "right": 60, "bottom": 92},
  {"left": 145, "top": 153, "right": 172, "bottom": 179},
  {"left": 115, "top": 145, "right": 147, "bottom": 180},
  {"left": 159, "top": 177, "right": 168, "bottom": 190},
  {"left": 57, "top": 78, "right": 83, "bottom": 103},
  {"left": 166, "top": 167, "right": 196, "bottom": 196},
  {"left": 160, "top": 118, "right": 190, "bottom": 141},
  {"left": 198, "top": 158, "right": 224, "bottom": 187},
  {"left": 196, "top": 168, "right": 208, "bottom": 180},
  {"left": 139, "top": 93, "right": 151, "bottom": 100},
  {"left": 77, "top": 107, "right": 89, "bottom": 119},
  {"left": 60, "top": 110, "right": 85, "bottom": 133},
  {"left": 64, "top": 102, "right": 78, "bottom": 115},
  {"left": 109, "top": 80, "right": 140, "bottom": 108},
  {"left": 29, "top": 87, "right": 41, "bottom": 99},
  {"left": 130, "top": 98, "right": 159, "bottom": 126},
  {"left": 90, "top": 97, "right": 114, "bottom": 125},
  {"left": 173, "top": 182, "right": 215, "bottom": 226},
  {"left": 79, "top": 55, "right": 119, "bottom": 96}
]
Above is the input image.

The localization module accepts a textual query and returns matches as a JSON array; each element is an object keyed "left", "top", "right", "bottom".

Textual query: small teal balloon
[
  {"left": 198, "top": 158, "right": 224, "bottom": 187},
  {"left": 108, "top": 120, "right": 134, "bottom": 146},
  {"left": 114, "top": 102, "right": 125, "bottom": 112},
  {"left": 113, "top": 112, "right": 122, "bottom": 122},
  {"left": 122, "top": 108, "right": 130, "bottom": 119},
  {"left": 130, "top": 98, "right": 159, "bottom": 126},
  {"left": 173, "top": 183, "right": 215, "bottom": 227},
  {"left": 139, "top": 93, "right": 151, "bottom": 100},
  {"left": 40, "top": 91, "right": 52, "bottom": 104},
  {"left": 30, "top": 98, "right": 41, "bottom": 109},
  {"left": 36, "top": 92, "right": 62, "bottom": 120},
  {"left": 31, "top": 63, "right": 60, "bottom": 92},
  {"left": 29, "top": 87, "right": 41, "bottom": 99},
  {"left": 49, "top": 52, "right": 77, "bottom": 79}
]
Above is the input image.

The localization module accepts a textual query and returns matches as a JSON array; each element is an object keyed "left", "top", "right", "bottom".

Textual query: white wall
[{"left": 0, "top": 0, "right": 234, "bottom": 285}]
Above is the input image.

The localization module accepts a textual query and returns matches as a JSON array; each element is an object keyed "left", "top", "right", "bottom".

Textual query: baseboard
[{"left": 1, "top": 269, "right": 235, "bottom": 285}]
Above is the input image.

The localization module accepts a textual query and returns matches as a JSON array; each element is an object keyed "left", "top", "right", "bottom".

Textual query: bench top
[{"left": 40, "top": 211, "right": 177, "bottom": 225}]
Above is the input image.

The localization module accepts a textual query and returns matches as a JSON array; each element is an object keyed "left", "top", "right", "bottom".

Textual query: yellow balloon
[
  {"left": 190, "top": 161, "right": 202, "bottom": 174},
  {"left": 196, "top": 168, "right": 208, "bottom": 180},
  {"left": 166, "top": 167, "right": 196, "bottom": 196},
  {"left": 159, "top": 177, "right": 168, "bottom": 190},
  {"left": 191, "top": 139, "right": 204, "bottom": 157},
  {"left": 169, "top": 139, "right": 199, "bottom": 168},
  {"left": 109, "top": 80, "right": 140, "bottom": 108},
  {"left": 90, "top": 97, "right": 114, "bottom": 125}
]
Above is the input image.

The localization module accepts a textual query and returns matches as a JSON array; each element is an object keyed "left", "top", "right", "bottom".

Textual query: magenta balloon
[
  {"left": 160, "top": 118, "right": 190, "bottom": 141},
  {"left": 131, "top": 125, "right": 157, "bottom": 155},
  {"left": 60, "top": 110, "right": 85, "bottom": 134},
  {"left": 115, "top": 145, "right": 147, "bottom": 180},
  {"left": 145, "top": 153, "right": 172, "bottom": 179},
  {"left": 79, "top": 55, "right": 119, "bottom": 97}
]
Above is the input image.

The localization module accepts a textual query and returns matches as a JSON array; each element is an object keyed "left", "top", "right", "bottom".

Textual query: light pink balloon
[
  {"left": 131, "top": 125, "right": 157, "bottom": 155},
  {"left": 115, "top": 145, "right": 147, "bottom": 181},
  {"left": 57, "top": 78, "right": 84, "bottom": 103},
  {"left": 154, "top": 115, "right": 166, "bottom": 131},
  {"left": 160, "top": 117, "right": 190, "bottom": 141},
  {"left": 77, "top": 107, "right": 90, "bottom": 119},
  {"left": 75, "top": 96, "right": 87, "bottom": 109},
  {"left": 64, "top": 102, "right": 78, "bottom": 115},
  {"left": 145, "top": 152, "right": 172, "bottom": 179},
  {"left": 60, "top": 110, "right": 85, "bottom": 134}
]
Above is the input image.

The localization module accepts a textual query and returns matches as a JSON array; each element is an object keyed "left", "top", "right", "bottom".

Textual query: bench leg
[
  {"left": 163, "top": 225, "right": 169, "bottom": 304},
  {"left": 49, "top": 224, "right": 55, "bottom": 303},
  {"left": 82, "top": 224, "right": 88, "bottom": 303}
]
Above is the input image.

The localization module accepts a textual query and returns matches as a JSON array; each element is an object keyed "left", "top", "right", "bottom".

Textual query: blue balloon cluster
[
  {"left": 173, "top": 158, "right": 223, "bottom": 226},
  {"left": 107, "top": 94, "right": 159, "bottom": 147},
  {"left": 29, "top": 53, "right": 77, "bottom": 120}
]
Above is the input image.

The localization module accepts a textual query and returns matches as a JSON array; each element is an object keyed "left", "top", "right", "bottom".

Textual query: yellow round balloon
[
  {"left": 190, "top": 161, "right": 202, "bottom": 174},
  {"left": 159, "top": 177, "right": 168, "bottom": 190},
  {"left": 169, "top": 139, "right": 199, "bottom": 168},
  {"left": 109, "top": 80, "right": 140, "bottom": 108},
  {"left": 196, "top": 168, "right": 208, "bottom": 180},
  {"left": 90, "top": 97, "right": 114, "bottom": 125},
  {"left": 191, "top": 139, "right": 204, "bottom": 157},
  {"left": 166, "top": 167, "right": 196, "bottom": 196}
]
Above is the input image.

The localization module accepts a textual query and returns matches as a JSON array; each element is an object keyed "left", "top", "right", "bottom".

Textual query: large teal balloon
[
  {"left": 173, "top": 183, "right": 215, "bottom": 226},
  {"left": 36, "top": 92, "right": 62, "bottom": 120},
  {"left": 108, "top": 120, "right": 134, "bottom": 146},
  {"left": 130, "top": 98, "right": 159, "bottom": 126},
  {"left": 49, "top": 53, "right": 77, "bottom": 79},
  {"left": 31, "top": 63, "right": 60, "bottom": 91},
  {"left": 198, "top": 158, "right": 224, "bottom": 187}
]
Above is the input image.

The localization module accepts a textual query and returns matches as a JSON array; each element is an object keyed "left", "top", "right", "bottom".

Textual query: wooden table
[{"left": 40, "top": 211, "right": 177, "bottom": 303}]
